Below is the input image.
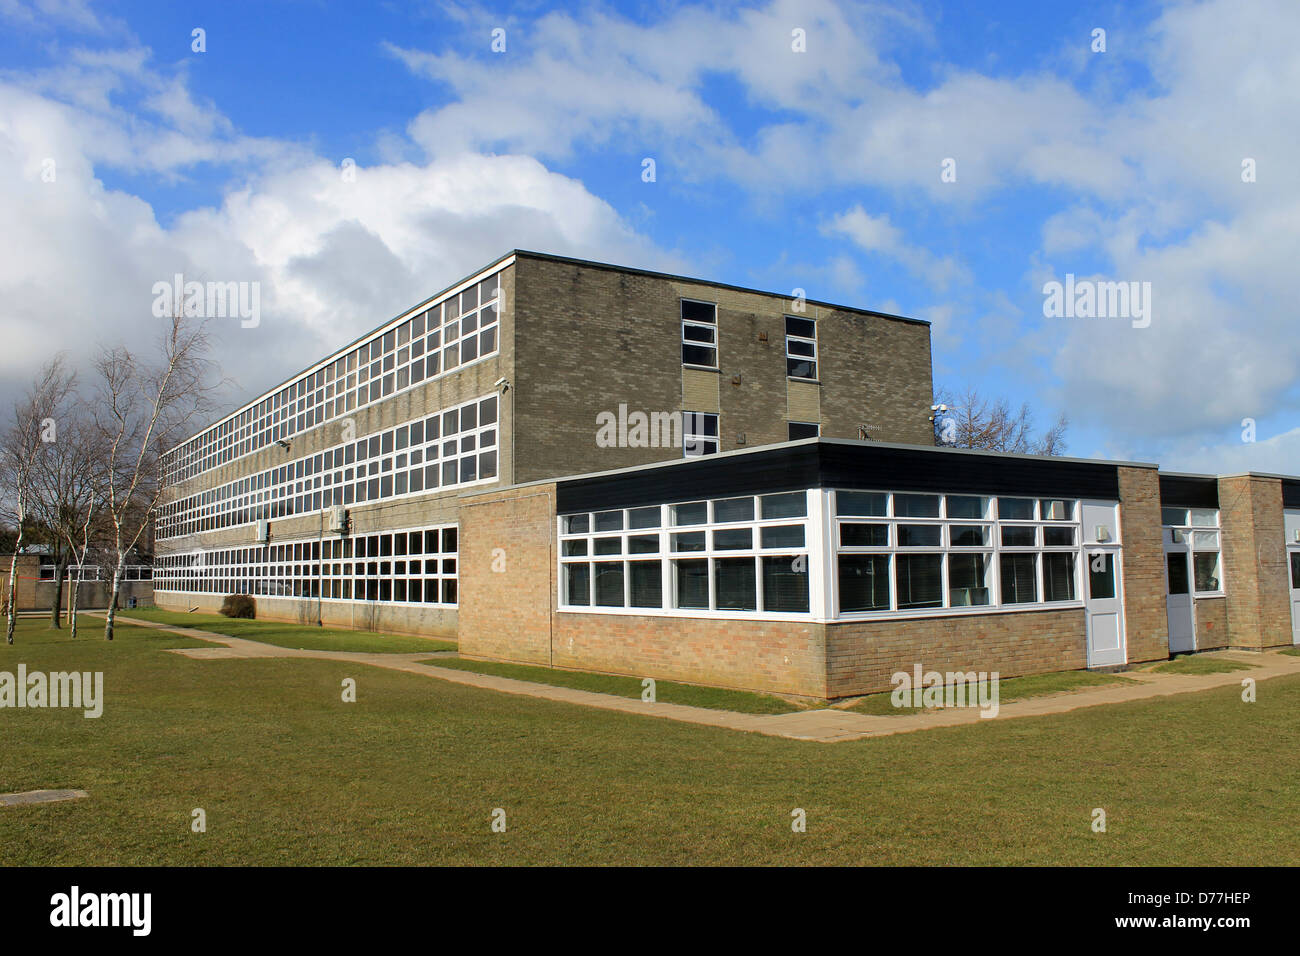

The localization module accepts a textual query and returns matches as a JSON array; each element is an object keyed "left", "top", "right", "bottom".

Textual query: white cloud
[{"left": 823, "top": 205, "right": 970, "bottom": 290}]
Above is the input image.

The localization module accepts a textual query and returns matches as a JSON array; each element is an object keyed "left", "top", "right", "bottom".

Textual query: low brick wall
[
  {"left": 1194, "top": 596, "right": 1229, "bottom": 650},
  {"left": 826, "top": 607, "right": 1088, "bottom": 698}
]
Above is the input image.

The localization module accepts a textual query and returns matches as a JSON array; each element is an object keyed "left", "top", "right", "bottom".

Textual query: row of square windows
[
  {"left": 163, "top": 274, "right": 502, "bottom": 485},
  {"left": 157, "top": 397, "right": 498, "bottom": 540}
]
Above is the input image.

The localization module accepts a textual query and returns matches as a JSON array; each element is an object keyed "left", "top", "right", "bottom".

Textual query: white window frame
[
  {"left": 682, "top": 411, "right": 720, "bottom": 457},
  {"left": 1162, "top": 507, "right": 1225, "bottom": 598},
  {"left": 680, "top": 299, "right": 718, "bottom": 369},
  {"left": 784, "top": 315, "right": 818, "bottom": 380}
]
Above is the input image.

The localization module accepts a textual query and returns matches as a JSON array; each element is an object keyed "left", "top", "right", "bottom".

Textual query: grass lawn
[
  {"left": 1147, "top": 654, "right": 1256, "bottom": 675},
  {"left": 114, "top": 607, "right": 456, "bottom": 653},
  {"left": 848, "top": 669, "right": 1138, "bottom": 716},
  {"left": 1282, "top": 648, "right": 1300, "bottom": 658},
  {"left": 421, "top": 656, "right": 803, "bottom": 714},
  {"left": 3, "top": 617, "right": 1299, "bottom": 865}
]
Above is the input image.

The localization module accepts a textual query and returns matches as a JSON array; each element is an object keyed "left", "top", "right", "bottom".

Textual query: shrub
[{"left": 219, "top": 594, "right": 256, "bottom": 619}]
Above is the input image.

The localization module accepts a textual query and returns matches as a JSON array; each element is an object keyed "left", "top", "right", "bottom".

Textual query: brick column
[
  {"left": 1218, "top": 475, "right": 1290, "bottom": 649},
  {"left": 1117, "top": 465, "right": 1168, "bottom": 663}
]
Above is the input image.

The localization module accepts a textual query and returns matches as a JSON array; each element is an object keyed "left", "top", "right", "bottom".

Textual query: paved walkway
[{"left": 105, "top": 614, "right": 1300, "bottom": 743}]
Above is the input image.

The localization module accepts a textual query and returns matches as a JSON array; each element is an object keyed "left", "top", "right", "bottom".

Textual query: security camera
[{"left": 494, "top": 377, "right": 510, "bottom": 392}]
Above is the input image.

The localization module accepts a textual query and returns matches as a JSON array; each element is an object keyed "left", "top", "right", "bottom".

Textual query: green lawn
[
  {"left": 849, "top": 669, "right": 1138, "bottom": 716},
  {"left": 113, "top": 607, "right": 456, "bottom": 653},
  {"left": 422, "top": 656, "right": 803, "bottom": 714},
  {"left": 1147, "top": 654, "right": 1256, "bottom": 675},
  {"left": 1282, "top": 647, "right": 1300, "bottom": 658},
  {"left": 3, "top": 617, "right": 1299, "bottom": 865}
]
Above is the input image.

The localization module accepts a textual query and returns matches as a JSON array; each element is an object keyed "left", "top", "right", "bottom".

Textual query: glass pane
[
  {"left": 1193, "top": 530, "right": 1219, "bottom": 549},
  {"left": 762, "top": 555, "right": 809, "bottom": 612},
  {"left": 629, "top": 561, "right": 662, "bottom": 608},
  {"left": 1194, "top": 552, "right": 1221, "bottom": 592},
  {"left": 1166, "top": 552, "right": 1190, "bottom": 595},
  {"left": 895, "top": 554, "right": 943, "bottom": 609},
  {"left": 761, "top": 491, "right": 807, "bottom": 519},
  {"left": 1001, "top": 526, "right": 1036, "bottom": 547},
  {"left": 681, "top": 300, "right": 715, "bottom": 323},
  {"left": 894, "top": 493, "right": 940, "bottom": 518},
  {"left": 838, "top": 554, "right": 890, "bottom": 612},
  {"left": 715, "top": 557, "right": 757, "bottom": 611},
  {"left": 563, "top": 514, "right": 589, "bottom": 534},
  {"left": 594, "top": 510, "right": 623, "bottom": 532},
  {"left": 1000, "top": 553, "right": 1038, "bottom": 604},
  {"left": 1292, "top": 552, "right": 1300, "bottom": 589},
  {"left": 1162, "top": 507, "right": 1189, "bottom": 527},
  {"left": 565, "top": 563, "right": 590, "bottom": 606},
  {"left": 1088, "top": 553, "right": 1115, "bottom": 599},
  {"left": 946, "top": 495, "right": 987, "bottom": 519},
  {"left": 713, "top": 496, "right": 755, "bottom": 523},
  {"left": 1040, "top": 499, "right": 1071, "bottom": 521},
  {"left": 999, "top": 498, "right": 1035, "bottom": 520},
  {"left": 562, "top": 540, "right": 588, "bottom": 557},
  {"left": 837, "top": 491, "right": 887, "bottom": 516},
  {"left": 594, "top": 537, "right": 622, "bottom": 556},
  {"left": 840, "top": 523, "right": 888, "bottom": 547},
  {"left": 897, "top": 524, "right": 941, "bottom": 547},
  {"left": 628, "top": 506, "right": 660, "bottom": 529},
  {"left": 1043, "top": 553, "right": 1076, "bottom": 601},
  {"left": 675, "top": 559, "right": 709, "bottom": 609},
  {"left": 594, "top": 562, "right": 624, "bottom": 606},
  {"left": 948, "top": 553, "right": 991, "bottom": 606},
  {"left": 672, "top": 501, "right": 707, "bottom": 525},
  {"left": 1190, "top": 508, "right": 1218, "bottom": 527},
  {"left": 628, "top": 534, "right": 659, "bottom": 554},
  {"left": 713, "top": 528, "right": 753, "bottom": 550},
  {"left": 760, "top": 524, "right": 805, "bottom": 549},
  {"left": 949, "top": 524, "right": 990, "bottom": 547},
  {"left": 1044, "top": 526, "right": 1076, "bottom": 547},
  {"left": 671, "top": 531, "right": 706, "bottom": 552}
]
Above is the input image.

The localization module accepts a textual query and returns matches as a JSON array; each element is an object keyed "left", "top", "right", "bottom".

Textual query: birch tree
[
  {"left": 1, "top": 357, "right": 75, "bottom": 644},
  {"left": 95, "top": 312, "right": 217, "bottom": 641}
]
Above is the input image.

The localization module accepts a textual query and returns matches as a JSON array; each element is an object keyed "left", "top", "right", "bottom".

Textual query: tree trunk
[
  {"left": 104, "top": 560, "right": 125, "bottom": 641},
  {"left": 49, "top": 545, "right": 66, "bottom": 629},
  {"left": 5, "top": 521, "right": 21, "bottom": 645},
  {"left": 69, "top": 574, "right": 80, "bottom": 640}
]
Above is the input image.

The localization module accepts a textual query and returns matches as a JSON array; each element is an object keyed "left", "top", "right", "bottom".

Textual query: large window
[
  {"left": 682, "top": 411, "right": 719, "bottom": 457},
  {"left": 158, "top": 394, "right": 499, "bottom": 540},
  {"left": 161, "top": 271, "right": 503, "bottom": 487},
  {"left": 835, "top": 491, "right": 1083, "bottom": 616},
  {"left": 559, "top": 492, "right": 811, "bottom": 616},
  {"left": 155, "top": 524, "right": 458, "bottom": 606},
  {"left": 1163, "top": 507, "right": 1223, "bottom": 596},
  {"left": 681, "top": 300, "right": 718, "bottom": 368},
  {"left": 785, "top": 316, "right": 817, "bottom": 379}
]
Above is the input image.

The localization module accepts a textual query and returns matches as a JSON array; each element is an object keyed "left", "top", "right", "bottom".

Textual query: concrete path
[{"left": 105, "top": 614, "right": 1300, "bottom": 743}]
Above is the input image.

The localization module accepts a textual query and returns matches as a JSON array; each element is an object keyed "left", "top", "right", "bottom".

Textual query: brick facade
[
  {"left": 1218, "top": 475, "right": 1292, "bottom": 649},
  {"left": 1117, "top": 465, "right": 1169, "bottom": 663}
]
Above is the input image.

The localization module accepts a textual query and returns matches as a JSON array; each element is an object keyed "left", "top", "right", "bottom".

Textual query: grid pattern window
[
  {"left": 784, "top": 315, "right": 817, "bottom": 379},
  {"left": 681, "top": 299, "right": 718, "bottom": 368},
  {"left": 157, "top": 395, "right": 498, "bottom": 540},
  {"left": 559, "top": 491, "right": 811, "bottom": 616},
  {"left": 155, "top": 525, "right": 458, "bottom": 605},
  {"left": 38, "top": 564, "right": 121, "bottom": 582},
  {"left": 835, "top": 491, "right": 1083, "bottom": 616},
  {"left": 161, "top": 272, "right": 502, "bottom": 487},
  {"left": 1162, "top": 507, "right": 1223, "bottom": 595},
  {"left": 682, "top": 411, "right": 719, "bottom": 457}
]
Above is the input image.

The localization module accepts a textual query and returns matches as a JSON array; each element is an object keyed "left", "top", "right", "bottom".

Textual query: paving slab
[{"left": 1, "top": 789, "right": 88, "bottom": 807}]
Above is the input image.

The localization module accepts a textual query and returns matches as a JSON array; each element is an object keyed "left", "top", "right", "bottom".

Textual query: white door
[
  {"left": 1165, "top": 533, "right": 1195, "bottom": 653},
  {"left": 1289, "top": 548, "right": 1300, "bottom": 645},
  {"left": 1085, "top": 548, "right": 1126, "bottom": 667}
]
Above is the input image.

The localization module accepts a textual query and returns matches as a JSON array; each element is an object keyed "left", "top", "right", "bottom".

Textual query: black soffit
[
  {"left": 1283, "top": 479, "right": 1300, "bottom": 509},
  {"left": 555, "top": 442, "right": 1123, "bottom": 513}
]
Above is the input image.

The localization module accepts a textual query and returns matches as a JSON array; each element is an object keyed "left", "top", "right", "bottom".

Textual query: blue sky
[{"left": 3, "top": 0, "right": 1298, "bottom": 473}]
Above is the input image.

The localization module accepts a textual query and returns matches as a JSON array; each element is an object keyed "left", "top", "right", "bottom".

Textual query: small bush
[{"left": 219, "top": 594, "right": 256, "bottom": 619}]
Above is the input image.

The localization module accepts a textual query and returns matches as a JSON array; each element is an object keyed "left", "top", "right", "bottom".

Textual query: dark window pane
[
  {"left": 788, "top": 421, "right": 819, "bottom": 440},
  {"left": 682, "top": 344, "right": 716, "bottom": 367},
  {"left": 948, "top": 553, "right": 991, "bottom": 606},
  {"left": 714, "top": 557, "right": 757, "bottom": 611},
  {"left": 840, "top": 523, "right": 888, "bottom": 547},
  {"left": 681, "top": 300, "right": 716, "bottom": 323},
  {"left": 895, "top": 554, "right": 943, "bottom": 609},
  {"left": 838, "top": 554, "right": 890, "bottom": 611},
  {"left": 675, "top": 559, "right": 709, "bottom": 609},
  {"left": 1000, "top": 553, "right": 1039, "bottom": 604},
  {"left": 629, "top": 561, "right": 662, "bottom": 608},
  {"left": 762, "top": 555, "right": 809, "bottom": 612},
  {"left": 594, "top": 562, "right": 624, "bottom": 606},
  {"left": 1043, "top": 552, "right": 1076, "bottom": 602},
  {"left": 565, "top": 563, "right": 590, "bottom": 606}
]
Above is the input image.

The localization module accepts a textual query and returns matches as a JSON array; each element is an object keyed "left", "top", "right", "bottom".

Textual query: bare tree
[
  {"left": 30, "top": 397, "right": 108, "bottom": 637},
  {"left": 1, "top": 357, "right": 75, "bottom": 644},
  {"left": 94, "top": 312, "right": 218, "bottom": 641},
  {"left": 934, "top": 385, "right": 1069, "bottom": 456}
]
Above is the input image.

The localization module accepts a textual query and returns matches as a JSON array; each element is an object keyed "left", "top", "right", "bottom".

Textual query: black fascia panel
[
  {"left": 1159, "top": 474, "right": 1220, "bottom": 509},
  {"left": 1283, "top": 479, "right": 1300, "bottom": 509},
  {"left": 556, "top": 442, "right": 1121, "bottom": 513}
]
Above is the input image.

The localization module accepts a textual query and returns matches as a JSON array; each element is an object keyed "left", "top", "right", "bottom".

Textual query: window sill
[
  {"left": 681, "top": 364, "right": 721, "bottom": 373},
  {"left": 787, "top": 377, "right": 822, "bottom": 385}
]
